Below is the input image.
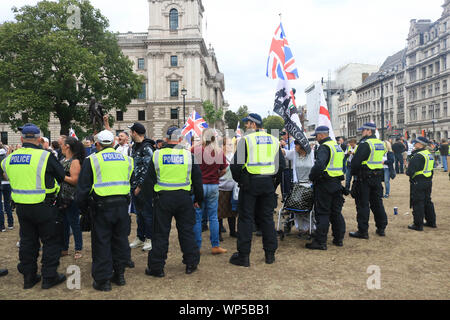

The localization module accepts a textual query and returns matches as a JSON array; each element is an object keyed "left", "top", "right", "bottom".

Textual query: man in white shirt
[{"left": 115, "top": 132, "right": 131, "bottom": 157}]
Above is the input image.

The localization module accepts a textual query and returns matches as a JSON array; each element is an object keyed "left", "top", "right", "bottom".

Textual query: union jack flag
[
  {"left": 181, "top": 111, "right": 209, "bottom": 142},
  {"left": 386, "top": 120, "right": 392, "bottom": 130},
  {"left": 266, "top": 23, "right": 299, "bottom": 80}
]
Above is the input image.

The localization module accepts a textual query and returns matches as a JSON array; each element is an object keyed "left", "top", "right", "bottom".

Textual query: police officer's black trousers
[
  {"left": 148, "top": 191, "right": 200, "bottom": 271},
  {"left": 91, "top": 204, "right": 131, "bottom": 282},
  {"left": 313, "top": 181, "right": 346, "bottom": 244},
  {"left": 237, "top": 179, "right": 278, "bottom": 256},
  {"left": 355, "top": 175, "right": 388, "bottom": 233},
  {"left": 16, "top": 203, "right": 63, "bottom": 279},
  {"left": 410, "top": 181, "right": 436, "bottom": 227}
]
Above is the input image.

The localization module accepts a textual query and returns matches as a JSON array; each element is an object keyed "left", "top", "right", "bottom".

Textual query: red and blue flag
[{"left": 181, "top": 111, "right": 209, "bottom": 142}]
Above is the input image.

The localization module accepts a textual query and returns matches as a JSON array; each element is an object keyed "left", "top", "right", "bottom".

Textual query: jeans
[
  {"left": 132, "top": 193, "right": 153, "bottom": 241},
  {"left": 194, "top": 184, "right": 220, "bottom": 249},
  {"left": 383, "top": 168, "right": 391, "bottom": 196},
  {"left": 442, "top": 155, "right": 448, "bottom": 172},
  {"left": 0, "top": 184, "right": 13, "bottom": 228},
  {"left": 394, "top": 153, "right": 404, "bottom": 174},
  {"left": 62, "top": 201, "right": 83, "bottom": 251},
  {"left": 345, "top": 164, "right": 353, "bottom": 190}
]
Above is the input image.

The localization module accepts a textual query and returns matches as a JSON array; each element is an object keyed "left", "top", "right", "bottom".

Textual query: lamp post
[{"left": 181, "top": 87, "right": 187, "bottom": 124}]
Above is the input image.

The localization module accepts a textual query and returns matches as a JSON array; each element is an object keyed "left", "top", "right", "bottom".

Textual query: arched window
[{"left": 169, "top": 9, "right": 178, "bottom": 30}]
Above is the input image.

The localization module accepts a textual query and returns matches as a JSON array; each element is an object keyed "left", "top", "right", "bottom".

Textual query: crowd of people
[{"left": 0, "top": 113, "right": 446, "bottom": 290}]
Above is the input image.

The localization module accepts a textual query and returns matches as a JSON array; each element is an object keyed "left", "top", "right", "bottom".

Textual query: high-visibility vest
[
  {"left": 243, "top": 131, "right": 279, "bottom": 175},
  {"left": 323, "top": 140, "right": 345, "bottom": 177},
  {"left": 361, "top": 138, "right": 386, "bottom": 170},
  {"left": 412, "top": 150, "right": 434, "bottom": 179},
  {"left": 1, "top": 148, "right": 58, "bottom": 204},
  {"left": 89, "top": 148, "right": 134, "bottom": 197},
  {"left": 153, "top": 148, "right": 192, "bottom": 192}
]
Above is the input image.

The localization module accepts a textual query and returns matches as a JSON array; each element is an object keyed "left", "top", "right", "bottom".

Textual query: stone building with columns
[{"left": 404, "top": 0, "right": 450, "bottom": 141}]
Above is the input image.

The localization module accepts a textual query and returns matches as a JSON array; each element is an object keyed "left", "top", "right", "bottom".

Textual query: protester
[
  {"left": 382, "top": 141, "right": 395, "bottom": 199},
  {"left": 59, "top": 137, "right": 85, "bottom": 259},
  {"left": 0, "top": 148, "right": 13, "bottom": 232},
  {"left": 115, "top": 132, "right": 132, "bottom": 157},
  {"left": 393, "top": 138, "right": 406, "bottom": 174},
  {"left": 279, "top": 130, "right": 295, "bottom": 200},
  {"left": 192, "top": 128, "right": 228, "bottom": 255},
  {"left": 344, "top": 139, "right": 357, "bottom": 192},
  {"left": 439, "top": 139, "right": 449, "bottom": 172}
]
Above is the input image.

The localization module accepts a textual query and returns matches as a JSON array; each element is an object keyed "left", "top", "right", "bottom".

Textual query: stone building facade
[{"left": 404, "top": 0, "right": 450, "bottom": 141}]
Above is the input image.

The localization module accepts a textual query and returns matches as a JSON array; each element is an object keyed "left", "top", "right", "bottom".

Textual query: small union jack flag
[
  {"left": 266, "top": 23, "right": 299, "bottom": 81},
  {"left": 181, "top": 111, "right": 209, "bottom": 142}
]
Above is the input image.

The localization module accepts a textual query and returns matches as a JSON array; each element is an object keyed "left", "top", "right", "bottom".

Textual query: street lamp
[{"left": 181, "top": 87, "right": 187, "bottom": 124}]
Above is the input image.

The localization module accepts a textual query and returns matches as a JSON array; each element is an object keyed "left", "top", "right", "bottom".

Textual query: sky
[{"left": 0, "top": 0, "right": 445, "bottom": 116}]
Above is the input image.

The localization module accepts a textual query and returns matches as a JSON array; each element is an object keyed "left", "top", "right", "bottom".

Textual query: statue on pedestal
[{"left": 89, "top": 97, "right": 104, "bottom": 134}]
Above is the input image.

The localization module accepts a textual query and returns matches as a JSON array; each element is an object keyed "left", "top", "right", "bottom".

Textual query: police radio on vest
[{"left": 9, "top": 154, "right": 32, "bottom": 165}]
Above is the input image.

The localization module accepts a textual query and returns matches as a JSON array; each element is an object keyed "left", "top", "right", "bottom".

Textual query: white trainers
[
  {"left": 7, "top": 226, "right": 14, "bottom": 230},
  {"left": 142, "top": 239, "right": 152, "bottom": 251},
  {"left": 129, "top": 238, "right": 144, "bottom": 249},
  {"left": 16, "top": 241, "right": 20, "bottom": 248}
]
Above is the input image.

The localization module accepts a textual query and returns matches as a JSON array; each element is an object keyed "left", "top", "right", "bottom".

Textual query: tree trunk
[{"left": 59, "top": 118, "right": 71, "bottom": 136}]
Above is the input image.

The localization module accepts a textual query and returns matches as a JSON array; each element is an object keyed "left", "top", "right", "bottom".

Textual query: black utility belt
[{"left": 95, "top": 195, "right": 129, "bottom": 207}]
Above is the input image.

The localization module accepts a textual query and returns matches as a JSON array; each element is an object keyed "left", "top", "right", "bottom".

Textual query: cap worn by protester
[
  {"left": 311, "top": 126, "right": 330, "bottom": 137},
  {"left": 358, "top": 122, "right": 377, "bottom": 131},
  {"left": 128, "top": 123, "right": 146, "bottom": 135},
  {"left": 412, "top": 136, "right": 430, "bottom": 147},
  {"left": 156, "top": 139, "right": 164, "bottom": 145},
  {"left": 96, "top": 130, "right": 115, "bottom": 145},
  {"left": 20, "top": 123, "right": 41, "bottom": 138},
  {"left": 242, "top": 113, "right": 263, "bottom": 125},
  {"left": 166, "top": 127, "right": 183, "bottom": 140}
]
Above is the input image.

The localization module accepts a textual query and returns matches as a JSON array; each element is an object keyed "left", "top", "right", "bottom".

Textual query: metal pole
[
  {"left": 183, "top": 95, "right": 186, "bottom": 124},
  {"left": 380, "top": 78, "right": 385, "bottom": 141}
]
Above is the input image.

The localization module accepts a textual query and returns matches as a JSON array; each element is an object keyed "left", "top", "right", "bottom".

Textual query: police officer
[
  {"left": 0, "top": 123, "right": 67, "bottom": 290},
  {"left": 350, "top": 123, "right": 388, "bottom": 239},
  {"left": 406, "top": 136, "right": 437, "bottom": 231},
  {"left": 76, "top": 130, "right": 134, "bottom": 291},
  {"left": 143, "top": 127, "right": 203, "bottom": 277},
  {"left": 306, "top": 126, "right": 346, "bottom": 250},
  {"left": 229, "top": 113, "right": 285, "bottom": 267}
]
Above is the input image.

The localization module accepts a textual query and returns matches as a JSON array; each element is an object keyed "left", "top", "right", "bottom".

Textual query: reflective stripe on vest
[
  {"left": 2, "top": 149, "right": 52, "bottom": 204},
  {"left": 362, "top": 138, "right": 386, "bottom": 170},
  {"left": 244, "top": 132, "right": 279, "bottom": 175},
  {"left": 323, "top": 140, "right": 344, "bottom": 177},
  {"left": 412, "top": 150, "right": 434, "bottom": 179},
  {"left": 90, "top": 149, "right": 133, "bottom": 196},
  {"left": 153, "top": 148, "right": 192, "bottom": 192}
]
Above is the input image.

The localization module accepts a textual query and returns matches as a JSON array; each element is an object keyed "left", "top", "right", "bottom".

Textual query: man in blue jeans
[{"left": 0, "top": 148, "right": 13, "bottom": 231}]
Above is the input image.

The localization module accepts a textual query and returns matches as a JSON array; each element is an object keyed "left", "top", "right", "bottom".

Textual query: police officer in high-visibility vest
[
  {"left": 406, "top": 136, "right": 437, "bottom": 231},
  {"left": 350, "top": 123, "right": 388, "bottom": 239},
  {"left": 76, "top": 130, "right": 134, "bottom": 291},
  {"left": 306, "top": 126, "right": 346, "bottom": 250},
  {"left": 0, "top": 123, "right": 67, "bottom": 290},
  {"left": 142, "top": 127, "right": 203, "bottom": 277},
  {"left": 229, "top": 113, "right": 285, "bottom": 267}
]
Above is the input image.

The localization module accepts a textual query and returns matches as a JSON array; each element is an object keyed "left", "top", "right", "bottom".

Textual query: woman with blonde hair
[{"left": 383, "top": 140, "right": 396, "bottom": 199}]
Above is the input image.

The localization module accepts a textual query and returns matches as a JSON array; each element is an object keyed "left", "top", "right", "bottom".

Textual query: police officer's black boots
[
  {"left": 145, "top": 267, "right": 165, "bottom": 278},
  {"left": 265, "top": 252, "right": 275, "bottom": 264},
  {"left": 42, "top": 273, "right": 66, "bottom": 290},
  {"left": 93, "top": 280, "right": 112, "bottom": 292},
  {"left": 424, "top": 222, "right": 437, "bottom": 228},
  {"left": 0, "top": 269, "right": 8, "bottom": 277},
  {"left": 23, "top": 274, "right": 41, "bottom": 290},
  {"left": 375, "top": 229, "right": 386, "bottom": 237},
  {"left": 305, "top": 241, "right": 327, "bottom": 250},
  {"left": 186, "top": 265, "right": 198, "bottom": 275},
  {"left": 229, "top": 252, "right": 250, "bottom": 267},
  {"left": 349, "top": 231, "right": 369, "bottom": 239},
  {"left": 111, "top": 272, "right": 126, "bottom": 286},
  {"left": 332, "top": 239, "right": 344, "bottom": 247},
  {"left": 408, "top": 224, "right": 423, "bottom": 231},
  {"left": 126, "top": 259, "right": 135, "bottom": 269}
]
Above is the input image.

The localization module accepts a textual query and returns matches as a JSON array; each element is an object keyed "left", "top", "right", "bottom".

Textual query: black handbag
[{"left": 284, "top": 183, "right": 314, "bottom": 212}]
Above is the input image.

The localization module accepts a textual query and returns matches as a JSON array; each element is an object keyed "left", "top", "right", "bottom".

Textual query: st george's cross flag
[
  {"left": 266, "top": 23, "right": 299, "bottom": 80},
  {"left": 317, "top": 82, "right": 336, "bottom": 141},
  {"left": 181, "top": 111, "right": 209, "bottom": 143}
]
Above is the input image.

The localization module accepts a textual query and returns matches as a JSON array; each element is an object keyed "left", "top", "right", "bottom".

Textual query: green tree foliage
[
  {"left": 0, "top": 0, "right": 143, "bottom": 135},
  {"left": 224, "top": 110, "right": 239, "bottom": 130},
  {"left": 263, "top": 115, "right": 284, "bottom": 134},
  {"left": 202, "top": 100, "right": 223, "bottom": 128}
]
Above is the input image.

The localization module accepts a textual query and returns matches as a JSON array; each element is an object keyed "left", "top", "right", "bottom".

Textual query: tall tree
[
  {"left": 224, "top": 110, "right": 239, "bottom": 130},
  {"left": 263, "top": 115, "right": 285, "bottom": 135},
  {"left": 202, "top": 100, "right": 223, "bottom": 129},
  {"left": 0, "top": 0, "right": 143, "bottom": 135}
]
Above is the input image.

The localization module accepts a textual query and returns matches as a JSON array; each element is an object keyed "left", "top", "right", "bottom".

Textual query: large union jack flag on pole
[
  {"left": 266, "top": 23, "right": 299, "bottom": 81},
  {"left": 181, "top": 111, "right": 209, "bottom": 142}
]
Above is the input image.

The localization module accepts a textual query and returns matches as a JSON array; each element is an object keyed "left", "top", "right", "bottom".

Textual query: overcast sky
[{"left": 0, "top": 0, "right": 444, "bottom": 116}]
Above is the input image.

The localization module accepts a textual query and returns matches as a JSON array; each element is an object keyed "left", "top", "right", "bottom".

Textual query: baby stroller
[{"left": 277, "top": 181, "right": 315, "bottom": 241}]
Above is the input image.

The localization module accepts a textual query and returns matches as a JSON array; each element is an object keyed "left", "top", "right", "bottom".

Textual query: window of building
[
  {"left": 138, "top": 58, "right": 145, "bottom": 70},
  {"left": 138, "top": 83, "right": 146, "bottom": 100},
  {"left": 138, "top": 110, "right": 146, "bottom": 121},
  {"left": 428, "top": 64, "right": 433, "bottom": 76},
  {"left": 169, "top": 9, "right": 179, "bottom": 30},
  {"left": 444, "top": 80, "right": 448, "bottom": 93},
  {"left": 116, "top": 111, "right": 123, "bottom": 122},
  {"left": 171, "top": 56, "right": 178, "bottom": 67},
  {"left": 422, "top": 67, "right": 427, "bottom": 79},
  {"left": 428, "top": 85, "right": 433, "bottom": 96},
  {"left": 429, "top": 106, "right": 434, "bottom": 120},
  {"left": 0, "top": 132, "right": 7, "bottom": 145},
  {"left": 435, "top": 82, "right": 440, "bottom": 95},
  {"left": 409, "top": 69, "right": 416, "bottom": 82},
  {"left": 444, "top": 102, "right": 448, "bottom": 117},
  {"left": 170, "top": 108, "right": 179, "bottom": 120},
  {"left": 435, "top": 104, "right": 440, "bottom": 118},
  {"left": 421, "top": 87, "right": 426, "bottom": 99},
  {"left": 422, "top": 106, "right": 427, "bottom": 119},
  {"left": 435, "top": 61, "right": 440, "bottom": 73},
  {"left": 170, "top": 80, "right": 179, "bottom": 97}
]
